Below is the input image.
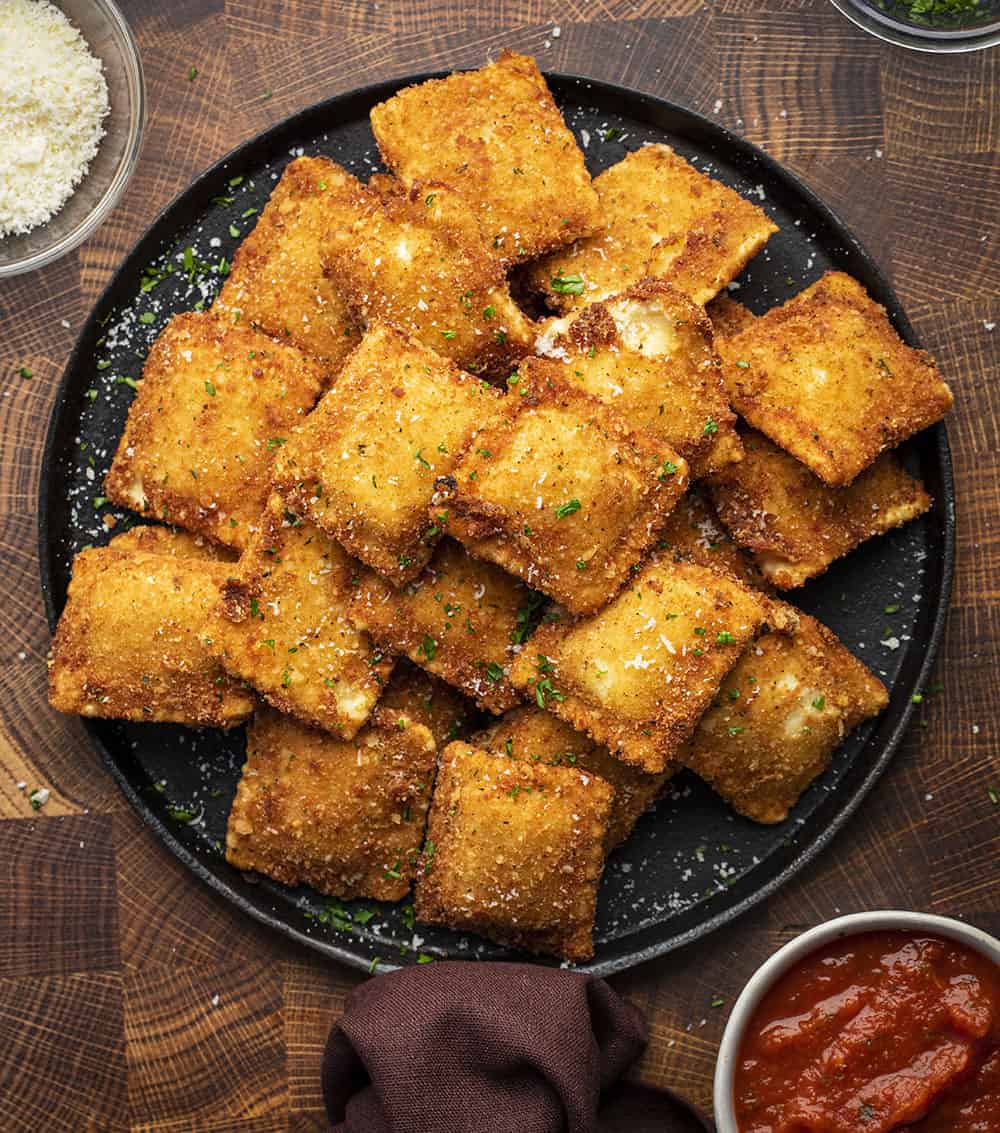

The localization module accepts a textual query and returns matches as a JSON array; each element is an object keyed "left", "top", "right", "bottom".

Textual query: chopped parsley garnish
[
  {"left": 735, "top": 359, "right": 750, "bottom": 369},
  {"left": 485, "top": 661, "right": 504, "bottom": 683},
  {"left": 551, "top": 272, "right": 585, "bottom": 296},
  {"left": 658, "top": 460, "right": 679, "bottom": 481},
  {"left": 18, "top": 366, "right": 32, "bottom": 378},
  {"left": 139, "top": 312, "right": 155, "bottom": 325},
  {"left": 703, "top": 419, "right": 719, "bottom": 436},
  {"left": 482, "top": 305, "right": 495, "bottom": 320},
  {"left": 554, "top": 498, "right": 581, "bottom": 519},
  {"left": 414, "top": 449, "right": 431, "bottom": 469},
  {"left": 884, "top": 603, "right": 901, "bottom": 614},
  {"left": 812, "top": 696, "right": 826, "bottom": 710},
  {"left": 204, "top": 380, "right": 216, "bottom": 396},
  {"left": 187, "top": 65, "right": 198, "bottom": 82},
  {"left": 440, "top": 329, "right": 457, "bottom": 340},
  {"left": 716, "top": 631, "right": 735, "bottom": 645},
  {"left": 418, "top": 635, "right": 437, "bottom": 661}
]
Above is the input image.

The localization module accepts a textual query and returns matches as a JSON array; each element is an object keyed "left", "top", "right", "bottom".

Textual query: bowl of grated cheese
[{"left": 0, "top": 0, "right": 144, "bottom": 276}]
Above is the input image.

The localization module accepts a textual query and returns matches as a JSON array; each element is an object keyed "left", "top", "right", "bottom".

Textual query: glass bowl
[
  {"left": 0, "top": 0, "right": 145, "bottom": 277},
  {"left": 829, "top": 0, "right": 1000, "bottom": 51}
]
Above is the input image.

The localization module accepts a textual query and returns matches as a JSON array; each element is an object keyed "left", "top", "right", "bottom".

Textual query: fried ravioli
[
  {"left": 109, "top": 524, "right": 238, "bottom": 562},
  {"left": 721, "top": 272, "right": 953, "bottom": 486},
  {"left": 510, "top": 559, "right": 773, "bottom": 772},
  {"left": 206, "top": 494, "right": 392, "bottom": 738},
  {"left": 534, "top": 278, "right": 741, "bottom": 477},
  {"left": 370, "top": 51, "right": 599, "bottom": 265},
  {"left": 707, "top": 430, "right": 932, "bottom": 590},
  {"left": 706, "top": 293, "right": 757, "bottom": 340},
  {"left": 105, "top": 312, "right": 327, "bottom": 552},
  {"left": 437, "top": 367, "right": 689, "bottom": 615},
  {"left": 48, "top": 546, "right": 254, "bottom": 727},
  {"left": 350, "top": 538, "right": 531, "bottom": 714},
  {"left": 226, "top": 707, "right": 437, "bottom": 901},
  {"left": 474, "top": 706, "right": 669, "bottom": 849},
  {"left": 655, "top": 488, "right": 767, "bottom": 592},
  {"left": 414, "top": 741, "right": 612, "bottom": 962},
  {"left": 213, "top": 155, "right": 364, "bottom": 368},
  {"left": 679, "top": 607, "right": 888, "bottom": 823},
  {"left": 373, "top": 659, "right": 477, "bottom": 749},
  {"left": 273, "top": 323, "right": 502, "bottom": 584},
  {"left": 530, "top": 144, "right": 777, "bottom": 311},
  {"left": 322, "top": 180, "right": 534, "bottom": 379}
]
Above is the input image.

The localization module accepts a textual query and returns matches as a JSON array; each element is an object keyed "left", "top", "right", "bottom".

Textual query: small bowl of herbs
[{"left": 829, "top": 0, "right": 1000, "bottom": 50}]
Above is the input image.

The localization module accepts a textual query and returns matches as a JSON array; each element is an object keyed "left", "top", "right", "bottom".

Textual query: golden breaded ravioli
[
  {"left": 370, "top": 51, "right": 599, "bottom": 264},
  {"left": 510, "top": 558, "right": 773, "bottom": 772},
  {"left": 721, "top": 272, "right": 953, "bottom": 486},
  {"left": 372, "top": 659, "right": 476, "bottom": 749},
  {"left": 530, "top": 144, "right": 777, "bottom": 311},
  {"left": 214, "top": 155, "right": 364, "bottom": 368},
  {"left": 534, "top": 278, "right": 741, "bottom": 477},
  {"left": 438, "top": 367, "right": 689, "bottom": 615},
  {"left": 679, "top": 606, "right": 888, "bottom": 823},
  {"left": 109, "top": 524, "right": 237, "bottom": 562},
  {"left": 105, "top": 312, "right": 327, "bottom": 552},
  {"left": 414, "top": 742, "right": 612, "bottom": 962},
  {"left": 206, "top": 494, "right": 392, "bottom": 738},
  {"left": 322, "top": 180, "right": 533, "bottom": 379},
  {"left": 273, "top": 323, "right": 502, "bottom": 583},
  {"left": 654, "top": 488, "right": 767, "bottom": 592},
  {"left": 474, "top": 706, "right": 670, "bottom": 849},
  {"left": 226, "top": 708, "right": 437, "bottom": 901},
  {"left": 706, "top": 294, "right": 757, "bottom": 340},
  {"left": 48, "top": 547, "right": 254, "bottom": 727},
  {"left": 350, "top": 538, "right": 531, "bottom": 714},
  {"left": 707, "top": 430, "right": 932, "bottom": 590}
]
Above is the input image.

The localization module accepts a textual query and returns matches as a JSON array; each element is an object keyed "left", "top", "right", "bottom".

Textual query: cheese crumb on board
[{"left": 0, "top": 0, "right": 110, "bottom": 238}]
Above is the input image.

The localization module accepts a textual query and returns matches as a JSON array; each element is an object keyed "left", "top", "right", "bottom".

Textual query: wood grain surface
[{"left": 1, "top": 1, "right": 997, "bottom": 1129}]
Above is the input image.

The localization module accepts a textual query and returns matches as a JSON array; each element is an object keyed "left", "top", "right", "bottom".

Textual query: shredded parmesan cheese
[{"left": 0, "top": 0, "right": 110, "bottom": 237}]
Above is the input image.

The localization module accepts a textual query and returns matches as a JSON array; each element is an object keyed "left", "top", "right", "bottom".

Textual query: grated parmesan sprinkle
[{"left": 0, "top": 0, "right": 110, "bottom": 237}]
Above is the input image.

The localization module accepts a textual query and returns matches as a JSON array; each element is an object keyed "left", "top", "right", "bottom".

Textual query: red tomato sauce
[{"left": 733, "top": 930, "right": 1000, "bottom": 1133}]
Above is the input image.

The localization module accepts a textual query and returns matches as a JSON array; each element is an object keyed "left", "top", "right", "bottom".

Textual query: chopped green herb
[
  {"left": 551, "top": 272, "right": 585, "bottom": 296},
  {"left": 204, "top": 380, "right": 216, "bottom": 396},
  {"left": 554, "top": 498, "right": 581, "bottom": 519},
  {"left": 703, "top": 419, "right": 719, "bottom": 436},
  {"left": 187, "top": 65, "right": 198, "bottom": 82},
  {"left": 812, "top": 696, "right": 826, "bottom": 710},
  {"left": 418, "top": 635, "right": 437, "bottom": 661}
]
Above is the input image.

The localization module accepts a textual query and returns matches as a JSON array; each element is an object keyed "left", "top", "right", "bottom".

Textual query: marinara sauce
[{"left": 733, "top": 930, "right": 1000, "bottom": 1133}]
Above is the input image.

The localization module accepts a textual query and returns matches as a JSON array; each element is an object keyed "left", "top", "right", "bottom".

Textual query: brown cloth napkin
[{"left": 323, "top": 961, "right": 714, "bottom": 1133}]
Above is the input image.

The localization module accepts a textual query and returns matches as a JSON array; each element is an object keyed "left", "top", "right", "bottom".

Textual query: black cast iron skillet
[{"left": 38, "top": 72, "right": 954, "bottom": 975}]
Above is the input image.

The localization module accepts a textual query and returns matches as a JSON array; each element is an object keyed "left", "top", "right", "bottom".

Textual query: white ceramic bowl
[
  {"left": 713, "top": 910, "right": 1000, "bottom": 1132},
  {"left": 0, "top": 0, "right": 145, "bottom": 276}
]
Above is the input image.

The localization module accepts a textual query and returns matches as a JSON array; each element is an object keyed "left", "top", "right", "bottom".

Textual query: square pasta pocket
[
  {"left": 437, "top": 365, "right": 689, "bottom": 615},
  {"left": 722, "top": 272, "right": 952, "bottom": 486},
  {"left": 370, "top": 51, "right": 598, "bottom": 264},
  {"left": 214, "top": 155, "right": 365, "bottom": 368},
  {"left": 511, "top": 558, "right": 774, "bottom": 773},
  {"left": 206, "top": 493, "right": 392, "bottom": 738},
  {"left": 226, "top": 708, "right": 436, "bottom": 901},
  {"left": 414, "top": 742, "right": 612, "bottom": 962},
  {"left": 274, "top": 323, "right": 501, "bottom": 584},
  {"left": 350, "top": 538, "right": 532, "bottom": 714},
  {"left": 48, "top": 546, "right": 254, "bottom": 727},
  {"left": 105, "top": 311, "right": 328, "bottom": 551}
]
